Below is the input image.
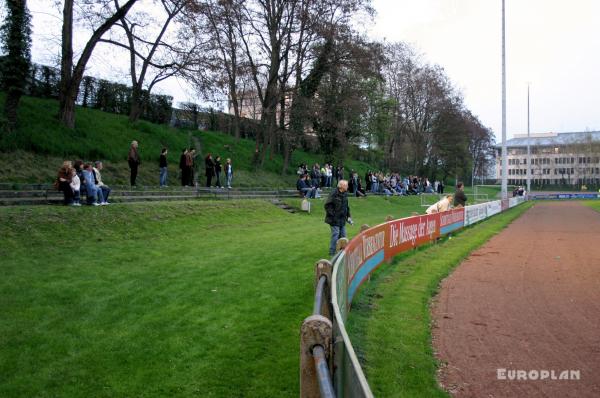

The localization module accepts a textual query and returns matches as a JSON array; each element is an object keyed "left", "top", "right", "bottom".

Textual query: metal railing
[
  {"left": 300, "top": 197, "right": 529, "bottom": 397},
  {"left": 300, "top": 258, "right": 336, "bottom": 398}
]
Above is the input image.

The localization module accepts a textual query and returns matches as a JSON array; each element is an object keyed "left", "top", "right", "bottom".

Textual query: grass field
[
  {"left": 0, "top": 196, "right": 426, "bottom": 397},
  {"left": 346, "top": 201, "right": 534, "bottom": 397}
]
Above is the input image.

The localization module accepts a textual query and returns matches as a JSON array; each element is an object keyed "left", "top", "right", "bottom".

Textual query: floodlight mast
[{"left": 501, "top": 0, "right": 508, "bottom": 199}]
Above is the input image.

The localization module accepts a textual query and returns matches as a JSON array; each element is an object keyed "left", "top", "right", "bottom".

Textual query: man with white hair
[{"left": 324, "top": 179, "right": 353, "bottom": 256}]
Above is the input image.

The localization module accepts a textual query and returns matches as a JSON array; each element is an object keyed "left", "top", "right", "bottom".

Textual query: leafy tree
[{"left": 0, "top": 0, "right": 32, "bottom": 132}]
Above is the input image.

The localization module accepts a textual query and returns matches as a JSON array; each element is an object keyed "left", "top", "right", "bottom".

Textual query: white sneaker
[
  {"left": 101, "top": 202, "right": 109, "bottom": 206},
  {"left": 92, "top": 203, "right": 100, "bottom": 206}
]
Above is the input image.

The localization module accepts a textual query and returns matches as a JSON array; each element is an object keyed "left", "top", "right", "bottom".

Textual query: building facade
[{"left": 495, "top": 131, "right": 600, "bottom": 186}]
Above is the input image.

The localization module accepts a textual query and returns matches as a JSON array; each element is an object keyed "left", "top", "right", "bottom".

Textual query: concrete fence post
[
  {"left": 336, "top": 237, "right": 348, "bottom": 253},
  {"left": 300, "top": 315, "right": 333, "bottom": 398}
]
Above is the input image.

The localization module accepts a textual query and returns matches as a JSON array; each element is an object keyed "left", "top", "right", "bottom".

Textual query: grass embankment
[
  {"left": 0, "top": 94, "right": 373, "bottom": 187},
  {"left": 347, "top": 201, "right": 534, "bottom": 397},
  {"left": 0, "top": 196, "right": 423, "bottom": 397}
]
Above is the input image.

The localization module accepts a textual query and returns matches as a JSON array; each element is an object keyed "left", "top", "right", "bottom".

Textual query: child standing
[{"left": 70, "top": 168, "right": 81, "bottom": 206}]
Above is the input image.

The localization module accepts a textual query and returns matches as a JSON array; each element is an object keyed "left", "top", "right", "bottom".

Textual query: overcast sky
[{"left": 28, "top": 0, "right": 600, "bottom": 142}]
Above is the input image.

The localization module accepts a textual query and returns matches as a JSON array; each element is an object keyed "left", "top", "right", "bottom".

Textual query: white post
[
  {"left": 501, "top": 0, "right": 508, "bottom": 199},
  {"left": 527, "top": 84, "right": 531, "bottom": 193}
]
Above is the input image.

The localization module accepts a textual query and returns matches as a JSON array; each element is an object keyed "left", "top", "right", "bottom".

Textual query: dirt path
[{"left": 432, "top": 202, "right": 600, "bottom": 397}]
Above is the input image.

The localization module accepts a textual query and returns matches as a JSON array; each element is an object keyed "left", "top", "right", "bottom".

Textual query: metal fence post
[{"left": 300, "top": 315, "right": 333, "bottom": 398}]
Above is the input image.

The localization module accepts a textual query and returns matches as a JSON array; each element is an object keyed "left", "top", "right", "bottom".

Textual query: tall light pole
[
  {"left": 501, "top": 0, "right": 508, "bottom": 199},
  {"left": 527, "top": 83, "right": 531, "bottom": 193}
]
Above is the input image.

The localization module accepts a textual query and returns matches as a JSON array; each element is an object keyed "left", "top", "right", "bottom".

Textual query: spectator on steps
[
  {"left": 214, "top": 156, "right": 223, "bottom": 188},
  {"left": 179, "top": 148, "right": 188, "bottom": 186},
  {"left": 82, "top": 163, "right": 102, "bottom": 206},
  {"left": 93, "top": 161, "right": 111, "bottom": 205},
  {"left": 69, "top": 168, "right": 81, "bottom": 206},
  {"left": 159, "top": 148, "right": 168, "bottom": 187},
  {"left": 128, "top": 140, "right": 140, "bottom": 187},
  {"left": 205, "top": 153, "right": 215, "bottom": 187},
  {"left": 187, "top": 148, "right": 197, "bottom": 186},
  {"left": 56, "top": 161, "right": 73, "bottom": 205},
  {"left": 297, "top": 174, "right": 317, "bottom": 198},
  {"left": 224, "top": 158, "right": 233, "bottom": 189}
]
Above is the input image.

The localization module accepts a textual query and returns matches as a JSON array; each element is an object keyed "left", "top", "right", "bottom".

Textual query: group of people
[
  {"left": 55, "top": 160, "right": 111, "bottom": 206},
  {"left": 425, "top": 182, "right": 468, "bottom": 214},
  {"left": 178, "top": 150, "right": 233, "bottom": 189},
  {"left": 297, "top": 163, "right": 344, "bottom": 189},
  {"left": 297, "top": 165, "right": 449, "bottom": 200},
  {"left": 323, "top": 179, "right": 468, "bottom": 256}
]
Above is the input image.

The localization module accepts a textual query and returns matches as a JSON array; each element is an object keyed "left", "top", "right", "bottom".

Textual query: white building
[{"left": 495, "top": 131, "right": 600, "bottom": 186}]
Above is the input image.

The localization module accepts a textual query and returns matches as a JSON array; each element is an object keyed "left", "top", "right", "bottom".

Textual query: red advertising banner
[{"left": 386, "top": 213, "right": 440, "bottom": 258}]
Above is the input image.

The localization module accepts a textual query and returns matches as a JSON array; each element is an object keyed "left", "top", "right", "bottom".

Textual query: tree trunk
[
  {"left": 129, "top": 85, "right": 142, "bottom": 122},
  {"left": 58, "top": 0, "right": 137, "bottom": 128},
  {"left": 4, "top": 90, "right": 21, "bottom": 131}
]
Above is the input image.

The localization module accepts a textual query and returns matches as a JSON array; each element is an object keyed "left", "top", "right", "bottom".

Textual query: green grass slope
[
  {"left": 0, "top": 94, "right": 374, "bottom": 187},
  {"left": 0, "top": 196, "right": 424, "bottom": 397}
]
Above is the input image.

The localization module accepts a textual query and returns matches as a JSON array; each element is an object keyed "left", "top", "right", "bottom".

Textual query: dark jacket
[
  {"left": 453, "top": 189, "right": 468, "bottom": 207},
  {"left": 205, "top": 157, "right": 215, "bottom": 177},
  {"left": 159, "top": 154, "right": 167, "bottom": 168},
  {"left": 324, "top": 189, "right": 351, "bottom": 227}
]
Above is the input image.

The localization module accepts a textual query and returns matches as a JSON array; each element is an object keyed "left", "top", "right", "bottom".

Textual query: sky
[
  {"left": 26, "top": 0, "right": 600, "bottom": 142},
  {"left": 369, "top": 0, "right": 600, "bottom": 141}
]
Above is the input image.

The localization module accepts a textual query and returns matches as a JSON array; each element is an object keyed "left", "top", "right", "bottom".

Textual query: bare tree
[
  {"left": 59, "top": 0, "right": 138, "bottom": 128},
  {"left": 100, "top": 0, "right": 188, "bottom": 122}
]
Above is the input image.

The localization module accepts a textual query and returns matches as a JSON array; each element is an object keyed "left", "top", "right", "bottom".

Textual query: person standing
[
  {"left": 128, "top": 140, "right": 140, "bottom": 187},
  {"left": 179, "top": 148, "right": 188, "bottom": 186},
  {"left": 214, "top": 156, "right": 223, "bottom": 188},
  {"left": 205, "top": 153, "right": 215, "bottom": 187},
  {"left": 324, "top": 179, "right": 353, "bottom": 256},
  {"left": 159, "top": 148, "right": 168, "bottom": 187},
  {"left": 224, "top": 158, "right": 233, "bottom": 189},
  {"left": 453, "top": 181, "right": 468, "bottom": 208},
  {"left": 187, "top": 148, "right": 196, "bottom": 186}
]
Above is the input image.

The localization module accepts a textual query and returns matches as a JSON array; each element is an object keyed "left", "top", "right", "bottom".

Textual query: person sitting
[
  {"left": 56, "top": 161, "right": 73, "bottom": 205},
  {"left": 82, "top": 163, "right": 101, "bottom": 206},
  {"left": 426, "top": 195, "right": 454, "bottom": 214},
  {"left": 93, "top": 161, "right": 111, "bottom": 205},
  {"left": 70, "top": 168, "right": 81, "bottom": 206},
  {"left": 297, "top": 174, "right": 316, "bottom": 198}
]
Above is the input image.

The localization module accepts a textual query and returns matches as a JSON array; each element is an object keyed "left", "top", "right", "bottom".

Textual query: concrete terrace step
[{"left": 0, "top": 188, "right": 300, "bottom": 205}]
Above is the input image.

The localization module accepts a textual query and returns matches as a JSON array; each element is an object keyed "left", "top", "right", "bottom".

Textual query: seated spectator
[
  {"left": 93, "top": 161, "right": 111, "bottom": 205},
  {"left": 426, "top": 195, "right": 454, "bottom": 214},
  {"left": 82, "top": 163, "right": 101, "bottom": 206},
  {"left": 56, "top": 161, "right": 73, "bottom": 205},
  {"left": 70, "top": 168, "right": 81, "bottom": 206},
  {"left": 297, "top": 174, "right": 317, "bottom": 198}
]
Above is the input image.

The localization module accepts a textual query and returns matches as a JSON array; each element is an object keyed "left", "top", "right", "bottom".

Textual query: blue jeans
[
  {"left": 160, "top": 167, "right": 168, "bottom": 186},
  {"left": 329, "top": 224, "right": 347, "bottom": 256},
  {"left": 226, "top": 173, "right": 233, "bottom": 188},
  {"left": 99, "top": 186, "right": 110, "bottom": 202}
]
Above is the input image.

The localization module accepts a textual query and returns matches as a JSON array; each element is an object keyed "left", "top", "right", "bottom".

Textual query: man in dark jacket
[
  {"left": 325, "top": 179, "right": 352, "bottom": 256},
  {"left": 453, "top": 181, "right": 468, "bottom": 207}
]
